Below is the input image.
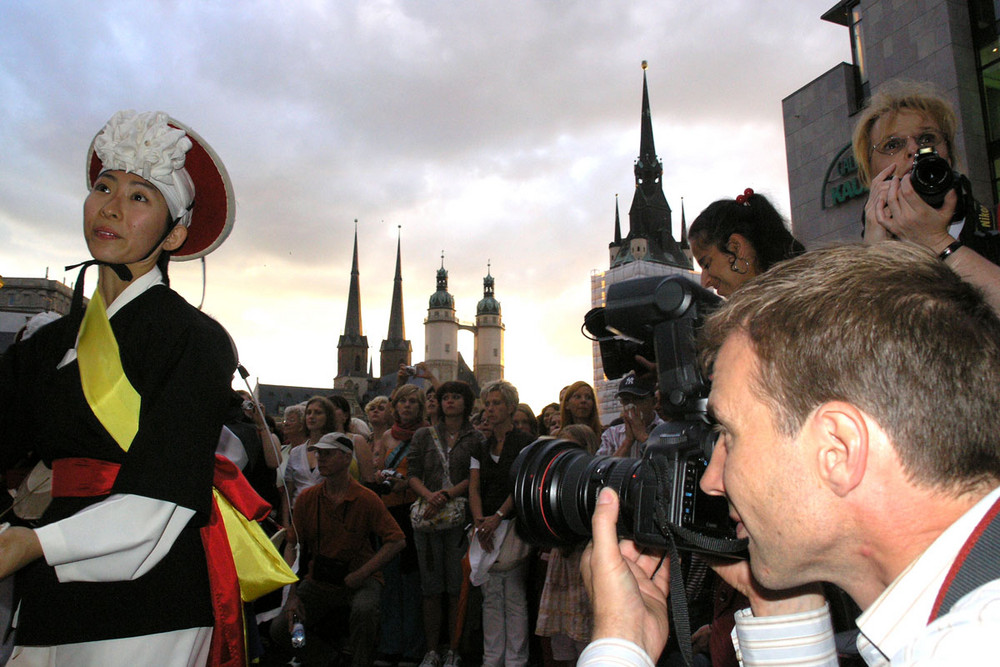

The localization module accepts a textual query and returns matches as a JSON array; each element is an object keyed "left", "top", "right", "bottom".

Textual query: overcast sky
[{"left": 0, "top": 0, "right": 850, "bottom": 413}]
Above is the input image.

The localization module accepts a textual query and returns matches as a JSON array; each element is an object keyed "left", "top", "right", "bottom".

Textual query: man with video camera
[{"left": 579, "top": 242, "right": 1000, "bottom": 665}]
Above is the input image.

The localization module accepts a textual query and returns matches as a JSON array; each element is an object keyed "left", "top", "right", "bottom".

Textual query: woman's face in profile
[
  {"left": 690, "top": 235, "right": 757, "bottom": 298},
  {"left": 333, "top": 405, "right": 351, "bottom": 430}
]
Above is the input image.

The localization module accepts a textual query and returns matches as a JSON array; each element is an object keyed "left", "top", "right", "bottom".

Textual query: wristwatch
[{"left": 495, "top": 509, "right": 505, "bottom": 519}]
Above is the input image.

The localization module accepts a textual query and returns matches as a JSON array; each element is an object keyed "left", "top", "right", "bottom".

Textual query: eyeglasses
[{"left": 871, "top": 130, "right": 945, "bottom": 156}]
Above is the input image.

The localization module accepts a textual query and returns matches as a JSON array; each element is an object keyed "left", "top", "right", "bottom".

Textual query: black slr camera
[
  {"left": 910, "top": 146, "right": 970, "bottom": 221},
  {"left": 512, "top": 276, "right": 745, "bottom": 557}
]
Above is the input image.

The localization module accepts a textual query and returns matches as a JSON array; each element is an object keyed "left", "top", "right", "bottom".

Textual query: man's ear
[
  {"left": 810, "top": 401, "right": 869, "bottom": 497},
  {"left": 162, "top": 224, "right": 188, "bottom": 252}
]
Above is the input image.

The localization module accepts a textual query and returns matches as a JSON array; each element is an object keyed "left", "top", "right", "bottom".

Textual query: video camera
[{"left": 512, "top": 275, "right": 746, "bottom": 557}]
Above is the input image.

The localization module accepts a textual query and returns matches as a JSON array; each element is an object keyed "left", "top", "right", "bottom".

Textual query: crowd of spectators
[
  {"left": 8, "top": 79, "right": 999, "bottom": 667},
  {"left": 252, "top": 366, "right": 615, "bottom": 667}
]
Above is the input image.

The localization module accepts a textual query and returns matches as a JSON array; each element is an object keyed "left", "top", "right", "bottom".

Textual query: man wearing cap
[
  {"left": 272, "top": 432, "right": 405, "bottom": 667},
  {"left": 596, "top": 372, "right": 664, "bottom": 458}
]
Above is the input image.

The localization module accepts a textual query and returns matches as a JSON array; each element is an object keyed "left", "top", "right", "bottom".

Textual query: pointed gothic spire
[
  {"left": 344, "top": 221, "right": 363, "bottom": 337},
  {"left": 679, "top": 197, "right": 692, "bottom": 261},
  {"left": 613, "top": 194, "right": 622, "bottom": 245},
  {"left": 337, "top": 220, "right": 369, "bottom": 378},
  {"left": 637, "top": 60, "right": 657, "bottom": 178},
  {"left": 387, "top": 227, "right": 406, "bottom": 342},
  {"left": 380, "top": 225, "right": 412, "bottom": 374},
  {"left": 615, "top": 60, "right": 690, "bottom": 270},
  {"left": 680, "top": 198, "right": 689, "bottom": 247}
]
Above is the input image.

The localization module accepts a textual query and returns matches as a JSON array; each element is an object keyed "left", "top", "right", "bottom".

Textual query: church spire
[
  {"left": 613, "top": 194, "right": 622, "bottom": 245},
  {"left": 380, "top": 225, "right": 412, "bottom": 375},
  {"left": 609, "top": 194, "right": 623, "bottom": 266},
  {"left": 636, "top": 60, "right": 659, "bottom": 190},
  {"left": 679, "top": 197, "right": 692, "bottom": 261},
  {"left": 345, "top": 221, "right": 363, "bottom": 337},
  {"left": 616, "top": 61, "right": 691, "bottom": 270},
  {"left": 337, "top": 220, "right": 368, "bottom": 377},
  {"left": 388, "top": 229, "right": 405, "bottom": 341}
]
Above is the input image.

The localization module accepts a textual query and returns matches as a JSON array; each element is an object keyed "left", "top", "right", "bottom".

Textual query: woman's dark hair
[
  {"left": 515, "top": 403, "right": 539, "bottom": 437},
  {"left": 154, "top": 213, "right": 178, "bottom": 286},
  {"left": 327, "top": 394, "right": 354, "bottom": 432},
  {"left": 689, "top": 192, "right": 805, "bottom": 273},
  {"left": 435, "top": 381, "right": 476, "bottom": 422}
]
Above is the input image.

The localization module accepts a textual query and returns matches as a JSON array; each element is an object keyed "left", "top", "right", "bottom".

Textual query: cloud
[{"left": 0, "top": 0, "right": 850, "bottom": 410}]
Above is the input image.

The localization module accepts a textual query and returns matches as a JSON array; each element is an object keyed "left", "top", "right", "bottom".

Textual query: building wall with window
[
  {"left": 0, "top": 277, "right": 75, "bottom": 354},
  {"left": 784, "top": 0, "right": 999, "bottom": 247}
]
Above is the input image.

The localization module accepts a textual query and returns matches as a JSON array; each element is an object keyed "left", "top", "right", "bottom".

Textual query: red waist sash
[{"left": 49, "top": 454, "right": 266, "bottom": 667}]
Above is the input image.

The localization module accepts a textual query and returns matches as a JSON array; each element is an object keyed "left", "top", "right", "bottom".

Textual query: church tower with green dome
[
  {"left": 423, "top": 253, "right": 460, "bottom": 382},
  {"left": 474, "top": 264, "right": 504, "bottom": 386}
]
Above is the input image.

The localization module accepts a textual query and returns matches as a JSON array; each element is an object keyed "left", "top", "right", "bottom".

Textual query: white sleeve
[
  {"left": 34, "top": 493, "right": 195, "bottom": 583},
  {"left": 577, "top": 638, "right": 655, "bottom": 666},
  {"left": 216, "top": 424, "right": 249, "bottom": 471},
  {"left": 732, "top": 603, "right": 838, "bottom": 666}
]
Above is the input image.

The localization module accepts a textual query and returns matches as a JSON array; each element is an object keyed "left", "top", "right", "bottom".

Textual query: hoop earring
[{"left": 730, "top": 257, "right": 751, "bottom": 275}]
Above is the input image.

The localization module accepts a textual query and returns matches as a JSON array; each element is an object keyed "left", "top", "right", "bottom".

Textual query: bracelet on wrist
[
  {"left": 938, "top": 240, "right": 963, "bottom": 261},
  {"left": 495, "top": 509, "right": 505, "bottom": 519},
  {"left": 442, "top": 490, "right": 451, "bottom": 500}
]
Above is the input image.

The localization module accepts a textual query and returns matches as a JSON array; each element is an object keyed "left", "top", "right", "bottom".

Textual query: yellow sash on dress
[
  {"left": 214, "top": 489, "right": 298, "bottom": 601},
  {"left": 75, "top": 288, "right": 296, "bottom": 608},
  {"left": 77, "top": 289, "right": 140, "bottom": 451}
]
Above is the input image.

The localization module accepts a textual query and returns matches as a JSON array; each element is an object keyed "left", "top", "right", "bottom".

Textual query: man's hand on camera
[{"left": 581, "top": 488, "right": 671, "bottom": 660}]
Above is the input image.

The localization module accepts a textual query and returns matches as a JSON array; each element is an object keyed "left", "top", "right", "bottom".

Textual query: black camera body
[
  {"left": 514, "top": 275, "right": 745, "bottom": 557},
  {"left": 910, "top": 147, "right": 968, "bottom": 221},
  {"left": 512, "top": 420, "right": 736, "bottom": 555},
  {"left": 376, "top": 469, "right": 404, "bottom": 495}
]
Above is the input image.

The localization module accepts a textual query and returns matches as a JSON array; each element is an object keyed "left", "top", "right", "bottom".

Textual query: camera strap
[
  {"left": 385, "top": 440, "right": 410, "bottom": 473},
  {"left": 648, "top": 456, "right": 748, "bottom": 667}
]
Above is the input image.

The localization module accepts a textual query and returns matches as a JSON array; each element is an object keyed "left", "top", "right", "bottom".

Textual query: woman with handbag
[
  {"left": 469, "top": 381, "right": 535, "bottom": 667},
  {"left": 408, "top": 381, "right": 484, "bottom": 667}
]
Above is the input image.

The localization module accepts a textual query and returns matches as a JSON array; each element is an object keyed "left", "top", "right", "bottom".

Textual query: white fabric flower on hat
[{"left": 93, "top": 110, "right": 196, "bottom": 227}]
